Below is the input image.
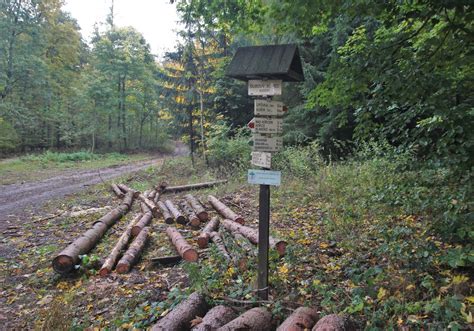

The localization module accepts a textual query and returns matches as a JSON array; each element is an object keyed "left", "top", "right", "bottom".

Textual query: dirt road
[{"left": 0, "top": 143, "right": 188, "bottom": 230}]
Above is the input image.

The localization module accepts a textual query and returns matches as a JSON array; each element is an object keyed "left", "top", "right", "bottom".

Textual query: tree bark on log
[
  {"left": 166, "top": 227, "right": 198, "bottom": 262},
  {"left": 161, "top": 180, "right": 227, "bottom": 193},
  {"left": 52, "top": 191, "right": 134, "bottom": 274},
  {"left": 116, "top": 227, "right": 150, "bottom": 274},
  {"left": 180, "top": 201, "right": 201, "bottom": 227},
  {"left": 277, "top": 307, "right": 319, "bottom": 331},
  {"left": 152, "top": 292, "right": 209, "bottom": 331},
  {"left": 117, "top": 183, "right": 140, "bottom": 198},
  {"left": 209, "top": 232, "right": 231, "bottom": 261},
  {"left": 165, "top": 200, "right": 186, "bottom": 224},
  {"left": 217, "top": 307, "right": 272, "bottom": 331},
  {"left": 208, "top": 195, "right": 244, "bottom": 224},
  {"left": 197, "top": 217, "right": 220, "bottom": 248},
  {"left": 131, "top": 212, "right": 153, "bottom": 237},
  {"left": 312, "top": 314, "right": 356, "bottom": 331},
  {"left": 184, "top": 194, "right": 208, "bottom": 221},
  {"left": 99, "top": 213, "right": 142, "bottom": 277},
  {"left": 138, "top": 193, "right": 159, "bottom": 217},
  {"left": 111, "top": 183, "right": 124, "bottom": 198},
  {"left": 222, "top": 219, "right": 287, "bottom": 256},
  {"left": 192, "top": 305, "right": 237, "bottom": 331},
  {"left": 157, "top": 201, "right": 174, "bottom": 224}
]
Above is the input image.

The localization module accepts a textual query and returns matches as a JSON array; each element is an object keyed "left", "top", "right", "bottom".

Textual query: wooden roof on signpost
[{"left": 226, "top": 44, "right": 304, "bottom": 82}]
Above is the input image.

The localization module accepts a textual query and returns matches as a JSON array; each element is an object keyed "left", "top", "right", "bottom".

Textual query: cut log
[
  {"left": 277, "top": 307, "right": 319, "bottom": 331},
  {"left": 197, "top": 217, "right": 220, "bottom": 248},
  {"left": 165, "top": 200, "right": 187, "bottom": 224},
  {"left": 166, "top": 227, "right": 198, "bottom": 262},
  {"left": 222, "top": 219, "right": 287, "bottom": 256},
  {"left": 208, "top": 195, "right": 244, "bottom": 224},
  {"left": 152, "top": 292, "right": 209, "bottom": 331},
  {"left": 157, "top": 201, "right": 174, "bottom": 224},
  {"left": 138, "top": 193, "right": 159, "bottom": 217},
  {"left": 131, "top": 212, "right": 153, "bottom": 237},
  {"left": 192, "top": 305, "right": 237, "bottom": 331},
  {"left": 52, "top": 191, "right": 134, "bottom": 274},
  {"left": 117, "top": 183, "right": 140, "bottom": 198},
  {"left": 150, "top": 255, "right": 182, "bottom": 266},
  {"left": 217, "top": 307, "right": 272, "bottom": 331},
  {"left": 116, "top": 227, "right": 150, "bottom": 274},
  {"left": 180, "top": 201, "right": 201, "bottom": 227},
  {"left": 161, "top": 180, "right": 227, "bottom": 193},
  {"left": 210, "top": 232, "right": 231, "bottom": 261},
  {"left": 99, "top": 213, "right": 142, "bottom": 277},
  {"left": 111, "top": 183, "right": 124, "bottom": 198},
  {"left": 312, "top": 314, "right": 356, "bottom": 331},
  {"left": 184, "top": 194, "right": 208, "bottom": 221}
]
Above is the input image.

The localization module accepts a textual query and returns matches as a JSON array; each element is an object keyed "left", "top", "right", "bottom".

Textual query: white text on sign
[
  {"left": 251, "top": 151, "right": 272, "bottom": 168},
  {"left": 253, "top": 134, "right": 283, "bottom": 152},
  {"left": 248, "top": 169, "right": 281, "bottom": 186},
  {"left": 254, "top": 99, "right": 285, "bottom": 116},
  {"left": 254, "top": 117, "right": 283, "bottom": 134},
  {"left": 248, "top": 80, "right": 282, "bottom": 96}
]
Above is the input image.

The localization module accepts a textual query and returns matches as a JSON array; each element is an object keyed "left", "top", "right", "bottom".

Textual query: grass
[{"left": 0, "top": 151, "right": 151, "bottom": 185}]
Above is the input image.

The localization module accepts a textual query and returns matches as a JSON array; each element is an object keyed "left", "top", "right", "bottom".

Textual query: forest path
[{"left": 0, "top": 142, "right": 188, "bottom": 230}]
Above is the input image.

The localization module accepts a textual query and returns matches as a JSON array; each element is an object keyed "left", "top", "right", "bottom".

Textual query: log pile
[
  {"left": 208, "top": 195, "right": 244, "bottom": 224},
  {"left": 180, "top": 200, "right": 201, "bottom": 227},
  {"left": 52, "top": 191, "right": 135, "bottom": 274},
  {"left": 185, "top": 194, "right": 208, "bottom": 221}
]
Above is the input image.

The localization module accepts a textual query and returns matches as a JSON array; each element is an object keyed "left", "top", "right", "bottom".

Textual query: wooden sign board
[
  {"left": 248, "top": 80, "right": 282, "bottom": 96},
  {"left": 254, "top": 99, "right": 284, "bottom": 117},
  {"left": 251, "top": 151, "right": 272, "bottom": 168},
  {"left": 248, "top": 169, "right": 281, "bottom": 186},
  {"left": 254, "top": 117, "right": 283, "bottom": 134},
  {"left": 253, "top": 134, "right": 283, "bottom": 152}
]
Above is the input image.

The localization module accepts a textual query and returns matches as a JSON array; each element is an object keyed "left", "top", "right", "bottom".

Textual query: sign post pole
[{"left": 257, "top": 180, "right": 270, "bottom": 300}]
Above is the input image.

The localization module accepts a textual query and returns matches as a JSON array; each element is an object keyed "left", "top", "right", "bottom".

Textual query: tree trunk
[
  {"left": 161, "top": 180, "right": 227, "bottom": 193},
  {"left": 192, "top": 305, "right": 237, "bottom": 331},
  {"left": 166, "top": 227, "right": 198, "bottom": 262},
  {"left": 157, "top": 201, "right": 174, "bottom": 224},
  {"left": 52, "top": 192, "right": 134, "bottom": 274},
  {"left": 208, "top": 195, "right": 244, "bottom": 224},
  {"left": 116, "top": 227, "right": 150, "bottom": 274},
  {"left": 180, "top": 201, "right": 201, "bottom": 227},
  {"left": 312, "top": 314, "right": 356, "bottom": 331},
  {"left": 131, "top": 212, "right": 153, "bottom": 237},
  {"left": 151, "top": 292, "right": 208, "bottom": 331},
  {"left": 138, "top": 193, "right": 159, "bottom": 217},
  {"left": 217, "top": 307, "right": 272, "bottom": 331},
  {"left": 117, "top": 183, "right": 140, "bottom": 198},
  {"left": 209, "top": 232, "right": 231, "bottom": 261},
  {"left": 99, "top": 213, "right": 142, "bottom": 277},
  {"left": 111, "top": 183, "right": 124, "bottom": 198},
  {"left": 185, "top": 194, "right": 208, "bottom": 221},
  {"left": 222, "top": 219, "right": 287, "bottom": 257},
  {"left": 277, "top": 307, "right": 319, "bottom": 331},
  {"left": 165, "top": 200, "right": 186, "bottom": 224},
  {"left": 197, "top": 216, "right": 220, "bottom": 248}
]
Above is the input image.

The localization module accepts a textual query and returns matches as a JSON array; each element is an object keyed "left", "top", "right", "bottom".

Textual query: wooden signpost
[{"left": 226, "top": 44, "right": 304, "bottom": 300}]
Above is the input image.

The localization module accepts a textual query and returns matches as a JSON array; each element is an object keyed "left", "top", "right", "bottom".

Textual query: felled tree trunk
[
  {"left": 52, "top": 191, "right": 134, "bottom": 274},
  {"left": 116, "top": 227, "right": 150, "bottom": 274},
  {"left": 312, "top": 314, "right": 356, "bottom": 331},
  {"left": 161, "top": 180, "right": 227, "bottom": 193},
  {"left": 117, "top": 183, "right": 140, "bottom": 198},
  {"left": 277, "top": 307, "right": 319, "bottom": 331},
  {"left": 157, "top": 201, "right": 174, "bottom": 224},
  {"left": 184, "top": 194, "right": 208, "bottom": 221},
  {"left": 152, "top": 292, "right": 209, "bottom": 331},
  {"left": 138, "top": 193, "right": 159, "bottom": 217},
  {"left": 197, "top": 217, "right": 220, "bottom": 248},
  {"left": 210, "top": 232, "right": 231, "bottom": 261},
  {"left": 217, "top": 307, "right": 272, "bottom": 331},
  {"left": 131, "top": 212, "right": 153, "bottom": 236},
  {"left": 180, "top": 201, "right": 201, "bottom": 227},
  {"left": 111, "top": 183, "right": 124, "bottom": 198},
  {"left": 99, "top": 213, "right": 142, "bottom": 277},
  {"left": 166, "top": 227, "right": 198, "bottom": 262},
  {"left": 165, "top": 200, "right": 186, "bottom": 224},
  {"left": 192, "top": 305, "right": 237, "bottom": 331},
  {"left": 222, "top": 219, "right": 287, "bottom": 256},
  {"left": 208, "top": 195, "right": 244, "bottom": 224}
]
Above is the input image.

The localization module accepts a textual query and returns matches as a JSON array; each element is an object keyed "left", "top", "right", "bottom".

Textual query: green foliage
[
  {"left": 0, "top": 117, "right": 19, "bottom": 151},
  {"left": 20, "top": 151, "right": 100, "bottom": 163}
]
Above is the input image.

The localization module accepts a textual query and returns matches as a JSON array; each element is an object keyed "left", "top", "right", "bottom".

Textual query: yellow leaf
[
  {"left": 465, "top": 296, "right": 474, "bottom": 304},
  {"left": 452, "top": 275, "right": 469, "bottom": 285},
  {"left": 406, "top": 284, "right": 416, "bottom": 291},
  {"left": 319, "top": 242, "right": 329, "bottom": 249},
  {"left": 279, "top": 264, "right": 289, "bottom": 274},
  {"left": 312, "top": 279, "right": 321, "bottom": 286},
  {"left": 377, "top": 287, "right": 387, "bottom": 300}
]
